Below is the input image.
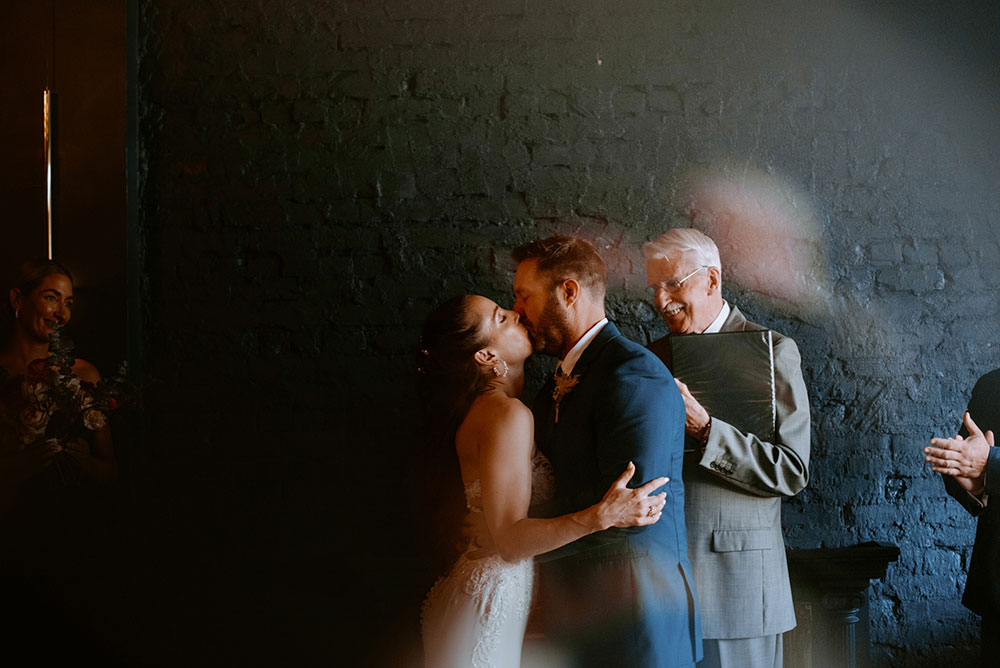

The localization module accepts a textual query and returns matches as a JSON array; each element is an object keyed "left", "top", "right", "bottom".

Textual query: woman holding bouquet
[
  {"left": 0, "top": 259, "right": 122, "bottom": 661},
  {"left": 0, "top": 259, "right": 117, "bottom": 495}
]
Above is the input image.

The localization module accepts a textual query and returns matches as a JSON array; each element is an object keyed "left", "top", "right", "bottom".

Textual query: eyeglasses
[{"left": 648, "top": 266, "right": 707, "bottom": 293}]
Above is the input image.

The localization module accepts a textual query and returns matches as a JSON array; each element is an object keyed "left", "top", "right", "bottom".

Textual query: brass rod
[{"left": 44, "top": 89, "right": 52, "bottom": 259}]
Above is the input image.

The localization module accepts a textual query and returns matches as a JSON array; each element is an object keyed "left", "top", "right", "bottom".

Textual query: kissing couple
[{"left": 419, "top": 235, "right": 702, "bottom": 668}]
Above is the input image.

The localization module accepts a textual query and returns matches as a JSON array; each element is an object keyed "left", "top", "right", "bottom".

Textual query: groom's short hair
[{"left": 512, "top": 235, "right": 607, "bottom": 299}]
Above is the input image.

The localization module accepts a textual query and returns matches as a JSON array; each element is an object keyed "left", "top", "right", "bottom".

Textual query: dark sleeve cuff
[{"left": 983, "top": 446, "right": 1000, "bottom": 497}]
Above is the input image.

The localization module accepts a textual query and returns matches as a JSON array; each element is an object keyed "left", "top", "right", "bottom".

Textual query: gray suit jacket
[{"left": 648, "top": 305, "right": 811, "bottom": 639}]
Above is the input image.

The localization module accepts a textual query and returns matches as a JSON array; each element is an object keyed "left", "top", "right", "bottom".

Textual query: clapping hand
[{"left": 926, "top": 412, "right": 993, "bottom": 495}]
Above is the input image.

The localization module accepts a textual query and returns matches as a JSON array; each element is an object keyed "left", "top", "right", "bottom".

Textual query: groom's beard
[{"left": 528, "top": 297, "right": 573, "bottom": 358}]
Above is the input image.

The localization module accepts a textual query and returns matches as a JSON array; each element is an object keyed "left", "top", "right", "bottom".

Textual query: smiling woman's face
[{"left": 13, "top": 273, "right": 74, "bottom": 343}]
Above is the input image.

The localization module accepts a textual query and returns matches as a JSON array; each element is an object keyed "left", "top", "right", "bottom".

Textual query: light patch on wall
[{"left": 678, "top": 164, "right": 828, "bottom": 316}]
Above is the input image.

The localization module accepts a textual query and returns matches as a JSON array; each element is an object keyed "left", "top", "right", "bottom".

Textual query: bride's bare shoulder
[{"left": 468, "top": 392, "right": 532, "bottom": 427}]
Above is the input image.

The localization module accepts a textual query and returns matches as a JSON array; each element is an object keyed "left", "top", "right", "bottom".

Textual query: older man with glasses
[{"left": 642, "top": 228, "right": 811, "bottom": 668}]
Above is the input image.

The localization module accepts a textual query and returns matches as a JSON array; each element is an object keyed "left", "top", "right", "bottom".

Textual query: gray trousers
[{"left": 697, "top": 633, "right": 783, "bottom": 668}]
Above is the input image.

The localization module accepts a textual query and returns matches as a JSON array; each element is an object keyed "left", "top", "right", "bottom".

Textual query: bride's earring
[{"left": 493, "top": 359, "right": 509, "bottom": 378}]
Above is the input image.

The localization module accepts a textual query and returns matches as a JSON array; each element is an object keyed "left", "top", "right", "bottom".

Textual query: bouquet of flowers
[{"left": 0, "top": 329, "right": 136, "bottom": 484}]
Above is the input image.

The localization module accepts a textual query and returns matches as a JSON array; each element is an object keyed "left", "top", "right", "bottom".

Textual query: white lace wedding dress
[{"left": 421, "top": 451, "right": 554, "bottom": 668}]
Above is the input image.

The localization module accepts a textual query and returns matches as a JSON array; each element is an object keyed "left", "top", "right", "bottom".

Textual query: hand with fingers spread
[
  {"left": 594, "top": 461, "right": 669, "bottom": 530},
  {"left": 926, "top": 412, "right": 993, "bottom": 494}
]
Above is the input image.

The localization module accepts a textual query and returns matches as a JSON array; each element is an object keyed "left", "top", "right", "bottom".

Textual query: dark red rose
[
  {"left": 25, "top": 358, "right": 51, "bottom": 383},
  {"left": 107, "top": 397, "right": 119, "bottom": 411}
]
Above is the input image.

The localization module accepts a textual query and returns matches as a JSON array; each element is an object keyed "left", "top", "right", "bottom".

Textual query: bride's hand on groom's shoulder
[{"left": 596, "top": 462, "right": 669, "bottom": 530}]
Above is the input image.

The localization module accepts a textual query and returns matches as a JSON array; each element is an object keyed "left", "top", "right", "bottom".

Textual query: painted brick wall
[{"left": 137, "top": 0, "right": 1000, "bottom": 665}]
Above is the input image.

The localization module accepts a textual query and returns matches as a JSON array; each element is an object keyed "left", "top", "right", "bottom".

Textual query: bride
[{"left": 418, "top": 295, "right": 668, "bottom": 668}]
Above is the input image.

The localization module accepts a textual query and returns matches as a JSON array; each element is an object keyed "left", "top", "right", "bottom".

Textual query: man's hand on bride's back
[
  {"left": 460, "top": 511, "right": 497, "bottom": 560},
  {"left": 596, "top": 461, "right": 669, "bottom": 530}
]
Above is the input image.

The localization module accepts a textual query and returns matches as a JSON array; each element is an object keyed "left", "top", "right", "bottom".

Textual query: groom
[{"left": 512, "top": 236, "right": 702, "bottom": 668}]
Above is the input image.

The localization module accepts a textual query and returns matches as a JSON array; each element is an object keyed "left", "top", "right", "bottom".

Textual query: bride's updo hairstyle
[
  {"left": 418, "top": 295, "right": 491, "bottom": 434},
  {"left": 416, "top": 294, "right": 491, "bottom": 572}
]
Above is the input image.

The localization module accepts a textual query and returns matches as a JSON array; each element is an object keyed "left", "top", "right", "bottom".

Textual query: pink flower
[
  {"left": 80, "top": 391, "right": 96, "bottom": 410},
  {"left": 83, "top": 409, "right": 107, "bottom": 431},
  {"left": 62, "top": 375, "right": 83, "bottom": 396},
  {"left": 21, "top": 380, "right": 48, "bottom": 404},
  {"left": 18, "top": 407, "right": 50, "bottom": 443},
  {"left": 19, "top": 407, "right": 48, "bottom": 431}
]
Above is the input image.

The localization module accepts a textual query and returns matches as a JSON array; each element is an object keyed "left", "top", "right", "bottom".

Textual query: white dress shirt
[
  {"left": 701, "top": 301, "right": 731, "bottom": 334},
  {"left": 557, "top": 317, "right": 609, "bottom": 377}
]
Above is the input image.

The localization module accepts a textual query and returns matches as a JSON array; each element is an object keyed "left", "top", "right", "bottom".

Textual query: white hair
[{"left": 642, "top": 228, "right": 721, "bottom": 270}]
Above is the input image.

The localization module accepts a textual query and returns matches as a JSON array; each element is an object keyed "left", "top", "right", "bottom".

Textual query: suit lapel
[
  {"left": 547, "top": 323, "right": 617, "bottom": 424},
  {"left": 538, "top": 323, "right": 621, "bottom": 425},
  {"left": 538, "top": 323, "right": 619, "bottom": 488},
  {"left": 563, "top": 322, "right": 619, "bottom": 386},
  {"left": 719, "top": 305, "right": 750, "bottom": 333}
]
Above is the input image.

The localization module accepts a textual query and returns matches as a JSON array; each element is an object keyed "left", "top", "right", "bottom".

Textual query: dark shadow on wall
[{"left": 125, "top": 0, "right": 1000, "bottom": 666}]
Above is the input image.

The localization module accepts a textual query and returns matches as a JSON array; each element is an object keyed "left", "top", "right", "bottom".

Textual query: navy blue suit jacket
[{"left": 534, "top": 322, "right": 702, "bottom": 668}]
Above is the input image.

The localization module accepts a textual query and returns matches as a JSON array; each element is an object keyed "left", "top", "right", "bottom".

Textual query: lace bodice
[{"left": 463, "top": 449, "right": 554, "bottom": 514}]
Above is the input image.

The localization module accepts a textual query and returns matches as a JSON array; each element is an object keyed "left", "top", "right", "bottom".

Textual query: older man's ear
[{"left": 706, "top": 266, "right": 722, "bottom": 295}]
